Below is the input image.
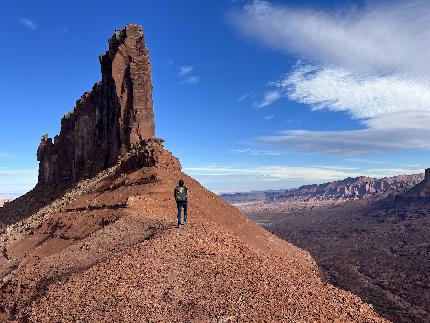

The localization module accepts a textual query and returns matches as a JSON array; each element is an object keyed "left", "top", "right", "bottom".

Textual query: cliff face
[
  {"left": 291, "top": 174, "right": 423, "bottom": 200},
  {"left": 402, "top": 168, "right": 430, "bottom": 198},
  {"left": 37, "top": 24, "right": 155, "bottom": 192}
]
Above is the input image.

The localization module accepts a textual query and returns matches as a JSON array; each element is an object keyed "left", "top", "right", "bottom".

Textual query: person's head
[{"left": 178, "top": 179, "right": 184, "bottom": 186}]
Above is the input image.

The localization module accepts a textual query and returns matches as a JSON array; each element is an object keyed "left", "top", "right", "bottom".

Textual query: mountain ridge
[{"left": 221, "top": 173, "right": 424, "bottom": 203}]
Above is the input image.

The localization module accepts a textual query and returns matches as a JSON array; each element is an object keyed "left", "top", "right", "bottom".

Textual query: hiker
[{"left": 174, "top": 179, "right": 188, "bottom": 228}]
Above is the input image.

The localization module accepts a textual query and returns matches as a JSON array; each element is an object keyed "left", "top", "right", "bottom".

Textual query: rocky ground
[
  {"left": 0, "top": 143, "right": 387, "bottom": 322},
  {"left": 240, "top": 197, "right": 430, "bottom": 323},
  {"left": 0, "top": 23, "right": 389, "bottom": 322}
]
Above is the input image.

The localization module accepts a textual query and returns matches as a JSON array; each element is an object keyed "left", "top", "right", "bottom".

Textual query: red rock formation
[{"left": 37, "top": 24, "right": 155, "bottom": 192}]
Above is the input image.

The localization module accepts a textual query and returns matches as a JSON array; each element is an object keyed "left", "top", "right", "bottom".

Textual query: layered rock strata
[{"left": 37, "top": 24, "right": 155, "bottom": 192}]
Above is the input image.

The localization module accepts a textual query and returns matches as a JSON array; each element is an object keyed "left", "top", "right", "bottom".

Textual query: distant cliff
[
  {"left": 221, "top": 173, "right": 424, "bottom": 203},
  {"left": 0, "top": 199, "right": 8, "bottom": 208},
  {"left": 402, "top": 168, "right": 430, "bottom": 197}
]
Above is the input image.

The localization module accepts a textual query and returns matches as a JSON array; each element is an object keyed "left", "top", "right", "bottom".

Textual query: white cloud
[
  {"left": 264, "top": 115, "right": 274, "bottom": 120},
  {"left": 230, "top": 148, "right": 280, "bottom": 156},
  {"left": 254, "top": 90, "right": 282, "bottom": 108},
  {"left": 231, "top": 0, "right": 430, "bottom": 77},
  {"left": 231, "top": 1, "right": 430, "bottom": 155},
  {"left": 177, "top": 65, "right": 199, "bottom": 85},
  {"left": 282, "top": 65, "right": 430, "bottom": 120},
  {"left": 345, "top": 158, "right": 389, "bottom": 165},
  {"left": 186, "top": 165, "right": 351, "bottom": 193},
  {"left": 180, "top": 75, "right": 200, "bottom": 85},
  {"left": 19, "top": 18, "right": 37, "bottom": 30},
  {"left": 178, "top": 65, "right": 193, "bottom": 76},
  {"left": 186, "top": 165, "right": 349, "bottom": 180},
  {"left": 258, "top": 68, "right": 430, "bottom": 154},
  {"left": 259, "top": 122, "right": 430, "bottom": 155},
  {"left": 184, "top": 164, "right": 424, "bottom": 193},
  {"left": 238, "top": 91, "right": 254, "bottom": 102}
]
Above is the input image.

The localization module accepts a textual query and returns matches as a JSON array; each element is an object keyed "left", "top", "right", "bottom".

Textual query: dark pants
[{"left": 177, "top": 201, "right": 188, "bottom": 224}]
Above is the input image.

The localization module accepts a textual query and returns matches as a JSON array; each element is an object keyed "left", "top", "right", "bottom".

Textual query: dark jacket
[{"left": 174, "top": 185, "right": 188, "bottom": 202}]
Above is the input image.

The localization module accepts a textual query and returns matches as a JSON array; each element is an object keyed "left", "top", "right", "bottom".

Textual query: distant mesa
[
  {"left": 221, "top": 173, "right": 425, "bottom": 204},
  {"left": 37, "top": 24, "right": 155, "bottom": 193}
]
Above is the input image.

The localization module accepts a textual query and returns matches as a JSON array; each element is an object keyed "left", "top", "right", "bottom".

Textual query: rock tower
[{"left": 37, "top": 24, "right": 155, "bottom": 192}]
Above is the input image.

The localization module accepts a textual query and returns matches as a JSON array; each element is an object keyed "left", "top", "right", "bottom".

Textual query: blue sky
[{"left": 1, "top": 0, "right": 430, "bottom": 196}]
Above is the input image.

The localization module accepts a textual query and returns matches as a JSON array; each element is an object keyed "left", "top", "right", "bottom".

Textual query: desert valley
[{"left": 222, "top": 173, "right": 430, "bottom": 322}]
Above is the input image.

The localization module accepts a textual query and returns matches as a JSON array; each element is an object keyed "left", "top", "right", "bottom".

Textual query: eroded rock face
[
  {"left": 403, "top": 168, "right": 430, "bottom": 198},
  {"left": 37, "top": 24, "right": 155, "bottom": 192}
]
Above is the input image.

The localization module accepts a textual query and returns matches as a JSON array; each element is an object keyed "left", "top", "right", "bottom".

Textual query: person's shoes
[
  {"left": 176, "top": 223, "right": 180, "bottom": 228},
  {"left": 184, "top": 220, "right": 187, "bottom": 225}
]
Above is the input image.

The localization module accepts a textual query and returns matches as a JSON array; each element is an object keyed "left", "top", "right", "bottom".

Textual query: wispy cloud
[
  {"left": 259, "top": 122, "right": 430, "bottom": 155},
  {"left": 178, "top": 65, "right": 193, "bottom": 76},
  {"left": 254, "top": 90, "right": 282, "bottom": 108},
  {"left": 231, "top": 0, "right": 430, "bottom": 77},
  {"left": 19, "top": 18, "right": 37, "bottom": 30},
  {"left": 283, "top": 65, "right": 430, "bottom": 119},
  {"left": 264, "top": 115, "right": 274, "bottom": 120},
  {"left": 345, "top": 158, "right": 389, "bottom": 165},
  {"left": 238, "top": 91, "right": 254, "bottom": 102},
  {"left": 258, "top": 66, "right": 430, "bottom": 155},
  {"left": 230, "top": 148, "right": 280, "bottom": 156},
  {"left": 177, "top": 65, "right": 199, "bottom": 85},
  {"left": 231, "top": 0, "right": 430, "bottom": 155},
  {"left": 184, "top": 164, "right": 424, "bottom": 193},
  {"left": 180, "top": 75, "right": 200, "bottom": 85}
]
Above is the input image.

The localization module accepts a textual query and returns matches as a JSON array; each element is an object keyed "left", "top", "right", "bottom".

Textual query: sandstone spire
[
  {"left": 37, "top": 24, "right": 155, "bottom": 191},
  {"left": 99, "top": 24, "right": 155, "bottom": 144}
]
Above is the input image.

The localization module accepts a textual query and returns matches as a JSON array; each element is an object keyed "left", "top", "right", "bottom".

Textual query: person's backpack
[{"left": 175, "top": 186, "right": 187, "bottom": 202}]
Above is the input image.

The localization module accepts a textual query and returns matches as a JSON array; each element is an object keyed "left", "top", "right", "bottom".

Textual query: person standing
[{"left": 174, "top": 180, "right": 188, "bottom": 228}]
